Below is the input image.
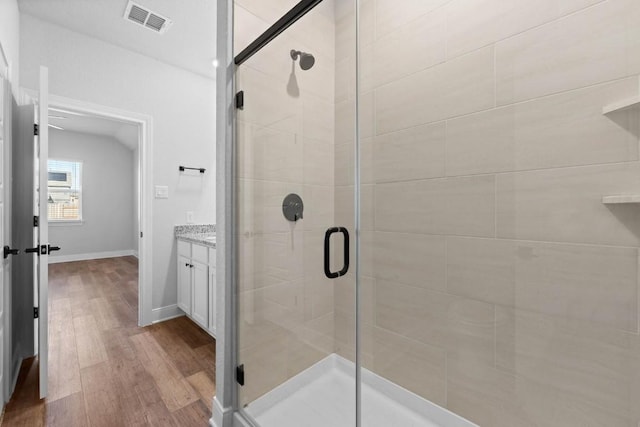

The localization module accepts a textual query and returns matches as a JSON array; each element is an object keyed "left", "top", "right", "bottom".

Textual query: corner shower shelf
[
  {"left": 602, "top": 95, "right": 640, "bottom": 115},
  {"left": 602, "top": 195, "right": 640, "bottom": 204}
]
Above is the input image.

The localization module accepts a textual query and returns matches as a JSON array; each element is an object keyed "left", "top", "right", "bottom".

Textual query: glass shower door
[{"left": 234, "top": 1, "right": 358, "bottom": 425}]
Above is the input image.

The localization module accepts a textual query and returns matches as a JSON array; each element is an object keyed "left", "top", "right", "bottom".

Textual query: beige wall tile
[
  {"left": 237, "top": 328, "right": 290, "bottom": 404},
  {"left": 334, "top": 309, "right": 374, "bottom": 363},
  {"left": 335, "top": 138, "right": 373, "bottom": 186},
  {"left": 446, "top": 0, "right": 601, "bottom": 59},
  {"left": 447, "top": 78, "right": 640, "bottom": 176},
  {"left": 376, "top": 280, "right": 495, "bottom": 364},
  {"left": 359, "top": 91, "right": 376, "bottom": 140},
  {"left": 303, "top": 94, "right": 335, "bottom": 144},
  {"left": 237, "top": 232, "right": 304, "bottom": 292},
  {"left": 334, "top": 184, "right": 374, "bottom": 232},
  {"left": 375, "top": 174, "right": 495, "bottom": 237},
  {"left": 334, "top": 185, "right": 355, "bottom": 227},
  {"left": 237, "top": 122, "right": 303, "bottom": 182},
  {"left": 496, "top": 0, "right": 640, "bottom": 105},
  {"left": 235, "top": 0, "right": 299, "bottom": 32},
  {"left": 447, "top": 237, "right": 638, "bottom": 331},
  {"left": 373, "top": 232, "right": 446, "bottom": 292},
  {"left": 335, "top": 56, "right": 352, "bottom": 104},
  {"left": 375, "top": 0, "right": 451, "bottom": 39},
  {"left": 334, "top": 143, "right": 354, "bottom": 186},
  {"left": 495, "top": 307, "right": 640, "bottom": 418},
  {"left": 262, "top": 279, "right": 305, "bottom": 323},
  {"left": 334, "top": 275, "right": 375, "bottom": 325},
  {"left": 301, "top": 185, "right": 334, "bottom": 231},
  {"left": 303, "top": 230, "right": 335, "bottom": 292},
  {"left": 496, "top": 163, "right": 640, "bottom": 246},
  {"left": 303, "top": 312, "right": 335, "bottom": 355},
  {"left": 376, "top": 47, "right": 495, "bottom": 135},
  {"left": 335, "top": 5, "right": 356, "bottom": 62},
  {"left": 286, "top": 333, "right": 330, "bottom": 378},
  {"left": 446, "top": 237, "right": 514, "bottom": 306},
  {"left": 234, "top": 5, "right": 271, "bottom": 56},
  {"left": 373, "top": 8, "right": 446, "bottom": 87},
  {"left": 372, "top": 327, "right": 447, "bottom": 406},
  {"left": 335, "top": 99, "right": 356, "bottom": 145},
  {"left": 237, "top": 179, "right": 304, "bottom": 234},
  {"left": 303, "top": 138, "right": 334, "bottom": 186},
  {"left": 237, "top": 66, "right": 302, "bottom": 136},
  {"left": 447, "top": 356, "right": 634, "bottom": 427},
  {"left": 374, "top": 122, "right": 446, "bottom": 183}
]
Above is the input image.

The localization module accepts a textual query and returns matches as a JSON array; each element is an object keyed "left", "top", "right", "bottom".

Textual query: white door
[
  {"left": 0, "top": 66, "right": 8, "bottom": 407},
  {"left": 36, "top": 66, "right": 49, "bottom": 399}
]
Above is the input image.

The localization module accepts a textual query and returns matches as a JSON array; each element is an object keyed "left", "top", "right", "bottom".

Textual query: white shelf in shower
[
  {"left": 602, "top": 95, "right": 640, "bottom": 115},
  {"left": 602, "top": 195, "right": 640, "bottom": 204}
]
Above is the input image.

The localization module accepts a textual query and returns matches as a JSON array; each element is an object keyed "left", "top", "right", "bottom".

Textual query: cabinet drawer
[
  {"left": 192, "top": 243, "right": 208, "bottom": 264},
  {"left": 177, "top": 240, "right": 191, "bottom": 257},
  {"left": 208, "top": 248, "right": 216, "bottom": 268}
]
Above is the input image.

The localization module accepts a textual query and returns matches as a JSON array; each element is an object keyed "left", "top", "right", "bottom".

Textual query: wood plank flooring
[{"left": 1, "top": 256, "right": 216, "bottom": 426}]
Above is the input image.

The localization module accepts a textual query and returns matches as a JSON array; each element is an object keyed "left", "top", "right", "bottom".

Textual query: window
[{"left": 47, "top": 159, "right": 82, "bottom": 222}]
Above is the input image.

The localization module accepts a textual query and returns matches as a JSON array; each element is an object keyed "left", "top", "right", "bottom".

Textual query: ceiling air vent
[{"left": 124, "top": 1, "right": 173, "bottom": 34}]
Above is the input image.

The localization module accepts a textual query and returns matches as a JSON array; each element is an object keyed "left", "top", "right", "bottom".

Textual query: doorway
[{"left": 41, "top": 94, "right": 153, "bottom": 328}]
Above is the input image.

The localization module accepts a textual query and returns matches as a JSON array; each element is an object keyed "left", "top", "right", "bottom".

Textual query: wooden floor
[{"left": 1, "top": 256, "right": 216, "bottom": 426}]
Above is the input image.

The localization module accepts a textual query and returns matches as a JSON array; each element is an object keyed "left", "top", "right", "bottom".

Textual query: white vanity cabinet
[{"left": 177, "top": 239, "right": 216, "bottom": 337}]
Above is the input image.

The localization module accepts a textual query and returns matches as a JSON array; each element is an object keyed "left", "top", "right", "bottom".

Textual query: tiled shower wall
[
  {"left": 234, "top": 0, "right": 338, "bottom": 406},
  {"left": 335, "top": 0, "right": 640, "bottom": 426}
]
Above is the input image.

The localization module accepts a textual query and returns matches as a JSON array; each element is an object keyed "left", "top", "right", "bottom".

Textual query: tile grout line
[{"left": 373, "top": 74, "right": 637, "bottom": 139}]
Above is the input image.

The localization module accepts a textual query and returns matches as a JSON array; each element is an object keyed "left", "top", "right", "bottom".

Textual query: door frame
[{"left": 24, "top": 90, "right": 154, "bottom": 326}]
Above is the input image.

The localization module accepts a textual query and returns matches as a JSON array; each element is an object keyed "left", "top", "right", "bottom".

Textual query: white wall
[
  {"left": 19, "top": 14, "right": 216, "bottom": 310},
  {"left": 48, "top": 129, "right": 134, "bottom": 258}
]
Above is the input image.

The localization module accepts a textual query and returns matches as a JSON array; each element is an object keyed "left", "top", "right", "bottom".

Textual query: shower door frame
[{"left": 220, "top": 1, "right": 363, "bottom": 426}]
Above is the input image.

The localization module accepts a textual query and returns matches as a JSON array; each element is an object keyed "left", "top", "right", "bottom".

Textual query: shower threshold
[{"left": 245, "top": 354, "right": 477, "bottom": 427}]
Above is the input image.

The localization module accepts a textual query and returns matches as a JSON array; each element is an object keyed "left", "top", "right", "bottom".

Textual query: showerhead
[{"left": 290, "top": 49, "right": 315, "bottom": 70}]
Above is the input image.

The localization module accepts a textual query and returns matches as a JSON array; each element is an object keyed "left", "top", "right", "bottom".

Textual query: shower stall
[{"left": 227, "top": 0, "right": 640, "bottom": 425}]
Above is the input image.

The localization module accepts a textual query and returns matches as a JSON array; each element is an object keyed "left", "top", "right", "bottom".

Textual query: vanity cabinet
[{"left": 177, "top": 239, "right": 216, "bottom": 337}]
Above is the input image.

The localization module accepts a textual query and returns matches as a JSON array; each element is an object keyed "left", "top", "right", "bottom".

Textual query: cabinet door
[
  {"left": 178, "top": 255, "right": 192, "bottom": 315},
  {"left": 191, "top": 260, "right": 209, "bottom": 328},
  {"left": 209, "top": 266, "right": 216, "bottom": 334}
]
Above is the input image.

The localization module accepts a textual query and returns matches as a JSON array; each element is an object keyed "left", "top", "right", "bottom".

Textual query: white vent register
[{"left": 124, "top": 1, "right": 173, "bottom": 34}]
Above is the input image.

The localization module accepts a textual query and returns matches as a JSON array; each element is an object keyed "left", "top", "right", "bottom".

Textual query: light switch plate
[
  {"left": 186, "top": 211, "right": 194, "bottom": 223},
  {"left": 155, "top": 185, "right": 169, "bottom": 199}
]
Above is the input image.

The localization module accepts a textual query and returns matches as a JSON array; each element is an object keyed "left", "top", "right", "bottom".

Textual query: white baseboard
[
  {"left": 48, "top": 249, "right": 136, "bottom": 264},
  {"left": 151, "top": 304, "right": 184, "bottom": 324},
  {"left": 132, "top": 250, "right": 139, "bottom": 259}
]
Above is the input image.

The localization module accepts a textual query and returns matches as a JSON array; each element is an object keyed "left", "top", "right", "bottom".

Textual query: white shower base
[{"left": 244, "top": 354, "right": 477, "bottom": 427}]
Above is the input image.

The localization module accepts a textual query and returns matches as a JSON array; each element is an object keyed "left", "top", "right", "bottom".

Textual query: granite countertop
[{"left": 175, "top": 224, "right": 216, "bottom": 248}]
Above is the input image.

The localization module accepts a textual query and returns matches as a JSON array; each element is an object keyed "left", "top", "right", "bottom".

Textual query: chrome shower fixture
[{"left": 290, "top": 49, "right": 315, "bottom": 70}]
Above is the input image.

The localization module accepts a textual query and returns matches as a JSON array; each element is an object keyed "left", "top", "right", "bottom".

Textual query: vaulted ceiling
[{"left": 18, "top": 0, "right": 217, "bottom": 79}]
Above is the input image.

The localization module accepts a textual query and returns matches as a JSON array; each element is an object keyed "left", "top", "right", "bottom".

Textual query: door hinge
[
  {"left": 33, "top": 216, "right": 39, "bottom": 227},
  {"left": 33, "top": 124, "right": 39, "bottom": 136},
  {"left": 33, "top": 307, "right": 39, "bottom": 319},
  {"left": 236, "top": 364, "right": 245, "bottom": 386},
  {"left": 235, "top": 91, "right": 244, "bottom": 110},
  {"left": 40, "top": 245, "right": 47, "bottom": 255},
  {"left": 140, "top": 231, "right": 143, "bottom": 238}
]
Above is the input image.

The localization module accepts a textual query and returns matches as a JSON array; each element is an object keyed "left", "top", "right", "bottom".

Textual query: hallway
[{"left": 1, "top": 256, "right": 216, "bottom": 426}]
